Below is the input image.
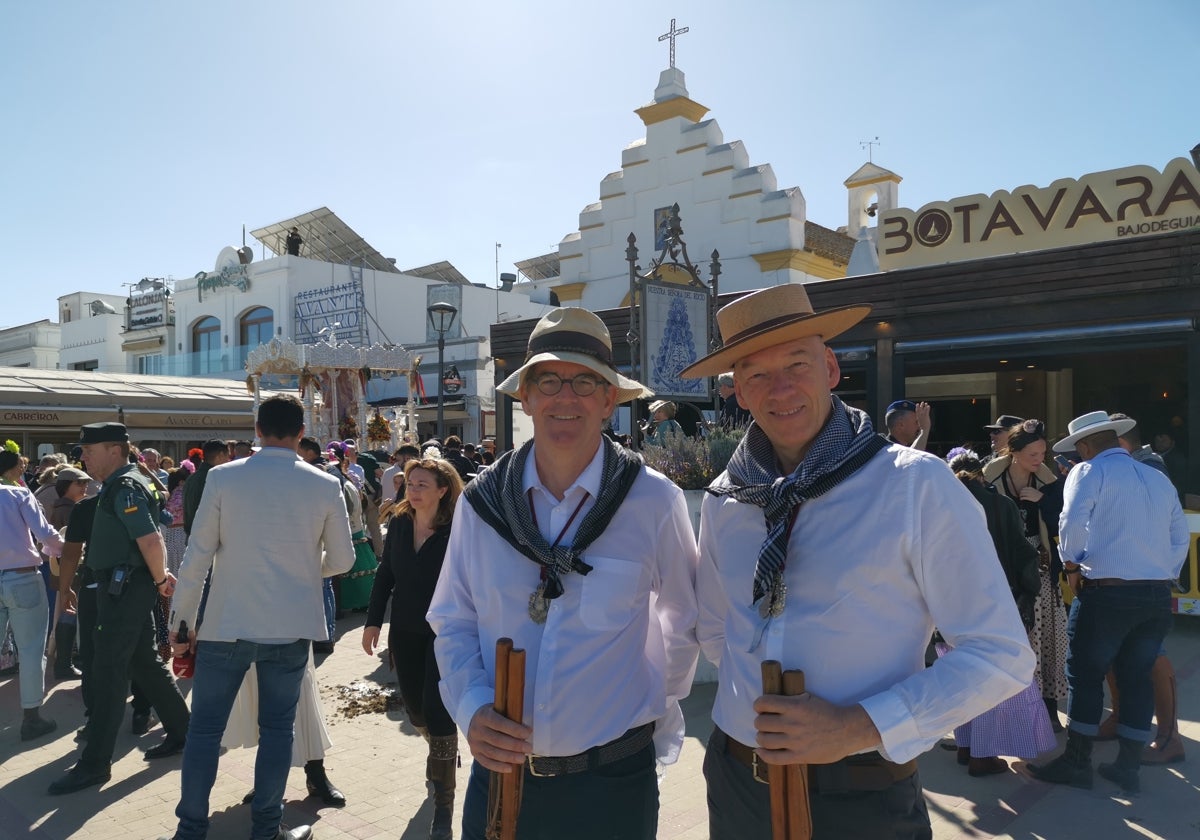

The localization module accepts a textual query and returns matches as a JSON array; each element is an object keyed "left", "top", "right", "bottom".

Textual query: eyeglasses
[{"left": 532, "top": 372, "right": 609, "bottom": 397}]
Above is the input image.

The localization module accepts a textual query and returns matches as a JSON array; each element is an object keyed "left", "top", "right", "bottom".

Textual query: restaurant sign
[
  {"left": 879, "top": 157, "right": 1200, "bottom": 270},
  {"left": 126, "top": 289, "right": 174, "bottom": 331}
]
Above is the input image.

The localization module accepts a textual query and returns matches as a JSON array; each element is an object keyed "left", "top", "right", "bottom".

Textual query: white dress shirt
[
  {"left": 1059, "top": 446, "right": 1188, "bottom": 581},
  {"left": 172, "top": 446, "right": 356, "bottom": 644},
  {"left": 428, "top": 442, "right": 700, "bottom": 764},
  {"left": 697, "top": 445, "right": 1034, "bottom": 764}
]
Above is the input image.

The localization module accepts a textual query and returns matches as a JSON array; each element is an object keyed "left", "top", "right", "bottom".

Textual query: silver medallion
[
  {"left": 757, "top": 576, "right": 787, "bottom": 619},
  {"left": 528, "top": 582, "right": 550, "bottom": 624}
]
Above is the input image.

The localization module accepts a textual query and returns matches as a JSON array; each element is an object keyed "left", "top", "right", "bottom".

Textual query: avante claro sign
[{"left": 878, "top": 157, "right": 1200, "bottom": 270}]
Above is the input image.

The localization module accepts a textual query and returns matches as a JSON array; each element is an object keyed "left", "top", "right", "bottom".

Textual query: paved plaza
[{"left": 3, "top": 612, "right": 1197, "bottom": 839}]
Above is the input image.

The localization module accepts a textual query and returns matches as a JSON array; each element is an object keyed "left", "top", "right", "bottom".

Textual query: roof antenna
[{"left": 860, "top": 136, "right": 880, "bottom": 163}]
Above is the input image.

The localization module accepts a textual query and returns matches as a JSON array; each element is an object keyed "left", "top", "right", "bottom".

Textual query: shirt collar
[
  {"left": 254, "top": 446, "right": 301, "bottom": 460},
  {"left": 523, "top": 439, "right": 605, "bottom": 503},
  {"left": 1092, "top": 446, "right": 1130, "bottom": 463}
]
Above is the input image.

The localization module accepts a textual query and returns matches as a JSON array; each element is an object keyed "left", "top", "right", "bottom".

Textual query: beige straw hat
[
  {"left": 496, "top": 308, "right": 653, "bottom": 404},
  {"left": 680, "top": 284, "right": 871, "bottom": 378}
]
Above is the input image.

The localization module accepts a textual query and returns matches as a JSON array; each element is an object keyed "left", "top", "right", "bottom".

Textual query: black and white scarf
[
  {"left": 464, "top": 438, "right": 643, "bottom": 600},
  {"left": 709, "top": 396, "right": 887, "bottom": 613}
]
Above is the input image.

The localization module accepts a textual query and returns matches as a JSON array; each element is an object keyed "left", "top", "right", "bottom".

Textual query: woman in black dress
[{"left": 363, "top": 456, "right": 463, "bottom": 840}]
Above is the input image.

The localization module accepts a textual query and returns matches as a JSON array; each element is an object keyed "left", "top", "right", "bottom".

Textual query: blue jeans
[
  {"left": 1066, "top": 582, "right": 1173, "bottom": 741},
  {"left": 321, "top": 577, "right": 335, "bottom": 641},
  {"left": 174, "top": 639, "right": 309, "bottom": 840},
  {"left": 0, "top": 568, "right": 48, "bottom": 709}
]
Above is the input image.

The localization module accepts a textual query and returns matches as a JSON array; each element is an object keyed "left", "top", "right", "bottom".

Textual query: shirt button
[{"left": 538, "top": 704, "right": 546, "bottom": 710}]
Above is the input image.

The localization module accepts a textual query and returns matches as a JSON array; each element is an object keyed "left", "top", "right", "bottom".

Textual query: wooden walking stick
[
  {"left": 761, "top": 661, "right": 789, "bottom": 840},
  {"left": 486, "top": 638, "right": 525, "bottom": 840},
  {"left": 782, "top": 669, "right": 813, "bottom": 840},
  {"left": 761, "top": 661, "right": 813, "bottom": 840}
]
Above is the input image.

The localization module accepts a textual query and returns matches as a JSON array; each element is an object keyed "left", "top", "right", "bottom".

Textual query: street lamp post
[{"left": 427, "top": 301, "right": 458, "bottom": 440}]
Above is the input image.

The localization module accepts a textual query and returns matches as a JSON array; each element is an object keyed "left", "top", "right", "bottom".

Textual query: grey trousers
[{"left": 703, "top": 729, "right": 932, "bottom": 840}]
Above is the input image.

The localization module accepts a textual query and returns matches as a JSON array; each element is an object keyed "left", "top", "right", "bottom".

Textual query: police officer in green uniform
[{"left": 48, "top": 423, "right": 191, "bottom": 795}]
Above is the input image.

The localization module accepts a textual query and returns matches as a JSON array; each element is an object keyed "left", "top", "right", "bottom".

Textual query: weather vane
[
  {"left": 860, "top": 136, "right": 881, "bottom": 162},
  {"left": 658, "top": 18, "right": 689, "bottom": 69}
]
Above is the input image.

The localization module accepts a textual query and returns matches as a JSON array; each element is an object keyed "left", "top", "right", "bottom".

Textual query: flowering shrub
[{"left": 642, "top": 427, "right": 745, "bottom": 490}]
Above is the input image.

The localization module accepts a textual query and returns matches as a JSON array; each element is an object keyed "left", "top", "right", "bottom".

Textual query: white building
[
  {"left": 0, "top": 320, "right": 60, "bottom": 369},
  {"left": 511, "top": 67, "right": 858, "bottom": 309}
]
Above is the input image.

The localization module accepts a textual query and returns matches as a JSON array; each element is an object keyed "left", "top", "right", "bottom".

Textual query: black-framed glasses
[{"left": 533, "top": 372, "right": 608, "bottom": 397}]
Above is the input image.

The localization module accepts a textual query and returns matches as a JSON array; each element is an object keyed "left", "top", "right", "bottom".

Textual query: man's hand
[
  {"left": 362, "top": 626, "right": 381, "bottom": 656},
  {"left": 59, "top": 587, "right": 78, "bottom": 614},
  {"left": 753, "top": 692, "right": 881, "bottom": 765},
  {"left": 466, "top": 703, "right": 533, "bottom": 773},
  {"left": 915, "top": 402, "right": 932, "bottom": 433},
  {"left": 157, "top": 571, "right": 178, "bottom": 598},
  {"left": 170, "top": 624, "right": 196, "bottom": 657}
]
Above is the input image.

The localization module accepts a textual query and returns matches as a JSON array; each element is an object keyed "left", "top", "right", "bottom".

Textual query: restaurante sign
[{"left": 878, "top": 157, "right": 1200, "bottom": 270}]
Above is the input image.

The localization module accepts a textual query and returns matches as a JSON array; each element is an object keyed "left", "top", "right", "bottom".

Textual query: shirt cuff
[
  {"left": 858, "top": 689, "right": 921, "bottom": 764},
  {"left": 456, "top": 686, "right": 497, "bottom": 737}
]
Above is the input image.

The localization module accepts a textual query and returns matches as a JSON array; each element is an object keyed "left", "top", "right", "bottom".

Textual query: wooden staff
[
  {"left": 782, "top": 669, "right": 813, "bottom": 840},
  {"left": 487, "top": 638, "right": 525, "bottom": 840},
  {"left": 760, "top": 661, "right": 813, "bottom": 840}
]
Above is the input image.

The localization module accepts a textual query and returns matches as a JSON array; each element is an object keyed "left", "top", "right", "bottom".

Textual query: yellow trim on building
[
  {"left": 558, "top": 252, "right": 582, "bottom": 261},
  {"left": 676, "top": 143, "right": 707, "bottom": 154},
  {"left": 843, "top": 173, "right": 900, "bottom": 188},
  {"left": 553, "top": 282, "right": 587, "bottom": 303},
  {"left": 623, "top": 158, "right": 649, "bottom": 168},
  {"left": 600, "top": 191, "right": 626, "bottom": 199},
  {"left": 579, "top": 222, "right": 604, "bottom": 231},
  {"left": 729, "top": 189, "right": 763, "bottom": 200},
  {"left": 756, "top": 214, "right": 791, "bottom": 224},
  {"left": 752, "top": 249, "right": 846, "bottom": 280},
  {"left": 634, "top": 97, "right": 710, "bottom": 126},
  {"left": 702, "top": 165, "right": 734, "bottom": 177}
]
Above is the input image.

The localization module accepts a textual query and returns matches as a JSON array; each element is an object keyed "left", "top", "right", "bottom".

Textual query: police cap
[{"left": 79, "top": 422, "right": 129, "bottom": 445}]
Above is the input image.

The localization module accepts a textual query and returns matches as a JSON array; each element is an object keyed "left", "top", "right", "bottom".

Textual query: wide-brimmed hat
[
  {"left": 648, "top": 399, "right": 676, "bottom": 418},
  {"left": 497, "top": 308, "right": 652, "bottom": 404},
  {"left": 984, "top": 414, "right": 1024, "bottom": 432},
  {"left": 1052, "top": 410, "right": 1137, "bottom": 453},
  {"left": 679, "top": 285, "right": 871, "bottom": 378}
]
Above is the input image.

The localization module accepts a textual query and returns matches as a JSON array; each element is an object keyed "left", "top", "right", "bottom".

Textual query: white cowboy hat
[
  {"left": 679, "top": 284, "right": 871, "bottom": 378},
  {"left": 497, "top": 308, "right": 652, "bottom": 404},
  {"left": 1052, "top": 410, "right": 1137, "bottom": 453}
]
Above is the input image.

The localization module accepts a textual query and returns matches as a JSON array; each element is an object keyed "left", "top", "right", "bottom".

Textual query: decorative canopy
[{"left": 244, "top": 337, "right": 416, "bottom": 377}]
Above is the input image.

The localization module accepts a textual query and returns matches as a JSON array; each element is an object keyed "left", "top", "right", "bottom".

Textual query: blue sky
[{"left": 2, "top": 1, "right": 1196, "bottom": 329}]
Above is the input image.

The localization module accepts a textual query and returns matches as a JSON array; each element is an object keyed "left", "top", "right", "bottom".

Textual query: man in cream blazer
[{"left": 162, "top": 394, "right": 355, "bottom": 840}]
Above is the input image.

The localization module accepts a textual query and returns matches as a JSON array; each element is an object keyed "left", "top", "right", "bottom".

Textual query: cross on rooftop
[{"left": 658, "top": 18, "right": 689, "bottom": 68}]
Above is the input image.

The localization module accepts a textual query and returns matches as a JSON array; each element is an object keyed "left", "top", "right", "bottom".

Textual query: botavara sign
[{"left": 879, "top": 157, "right": 1200, "bottom": 270}]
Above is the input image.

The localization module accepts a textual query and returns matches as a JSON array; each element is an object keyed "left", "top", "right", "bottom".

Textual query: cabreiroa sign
[{"left": 878, "top": 158, "right": 1200, "bottom": 270}]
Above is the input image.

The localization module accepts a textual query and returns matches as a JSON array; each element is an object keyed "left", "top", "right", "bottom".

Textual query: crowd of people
[{"left": 0, "top": 288, "right": 1192, "bottom": 839}]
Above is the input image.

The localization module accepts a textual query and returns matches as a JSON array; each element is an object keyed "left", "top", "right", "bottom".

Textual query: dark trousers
[
  {"left": 1066, "top": 582, "right": 1173, "bottom": 740},
  {"left": 462, "top": 741, "right": 658, "bottom": 840},
  {"left": 80, "top": 569, "right": 189, "bottom": 770},
  {"left": 77, "top": 582, "right": 151, "bottom": 720},
  {"left": 391, "top": 628, "right": 454, "bottom": 736},
  {"left": 703, "top": 730, "right": 932, "bottom": 840}
]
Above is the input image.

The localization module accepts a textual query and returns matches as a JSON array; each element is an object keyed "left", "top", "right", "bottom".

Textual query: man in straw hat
[
  {"left": 681, "top": 284, "right": 1034, "bottom": 838},
  {"left": 1027, "top": 411, "right": 1188, "bottom": 794},
  {"left": 428, "top": 307, "right": 699, "bottom": 839}
]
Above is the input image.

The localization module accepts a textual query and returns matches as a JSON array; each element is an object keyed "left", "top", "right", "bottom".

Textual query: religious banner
[{"left": 641, "top": 281, "right": 708, "bottom": 400}]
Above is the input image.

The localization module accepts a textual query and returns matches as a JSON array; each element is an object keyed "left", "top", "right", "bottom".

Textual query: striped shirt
[{"left": 1059, "top": 446, "right": 1188, "bottom": 581}]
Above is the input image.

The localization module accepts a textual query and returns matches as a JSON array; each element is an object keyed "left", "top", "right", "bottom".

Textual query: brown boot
[
  {"left": 1142, "top": 655, "right": 1185, "bottom": 765},
  {"left": 1096, "top": 669, "right": 1119, "bottom": 741},
  {"left": 427, "top": 735, "right": 458, "bottom": 840}
]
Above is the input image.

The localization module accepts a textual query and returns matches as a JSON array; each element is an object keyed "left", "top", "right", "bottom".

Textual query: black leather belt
[
  {"left": 1081, "top": 578, "right": 1173, "bottom": 589},
  {"left": 715, "top": 726, "right": 917, "bottom": 793},
  {"left": 526, "top": 723, "right": 654, "bottom": 778}
]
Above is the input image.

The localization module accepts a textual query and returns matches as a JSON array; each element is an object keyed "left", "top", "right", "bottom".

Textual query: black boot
[
  {"left": 1098, "top": 736, "right": 1143, "bottom": 794},
  {"left": 304, "top": 759, "right": 346, "bottom": 807},
  {"left": 427, "top": 736, "right": 458, "bottom": 840},
  {"left": 54, "top": 620, "right": 82, "bottom": 679},
  {"left": 1029, "top": 730, "right": 1093, "bottom": 789}
]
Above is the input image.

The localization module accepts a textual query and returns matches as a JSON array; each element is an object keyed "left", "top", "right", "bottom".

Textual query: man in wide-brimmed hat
[
  {"left": 1027, "top": 411, "right": 1188, "bottom": 795},
  {"left": 428, "top": 307, "right": 699, "bottom": 840},
  {"left": 681, "top": 284, "right": 1034, "bottom": 839}
]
